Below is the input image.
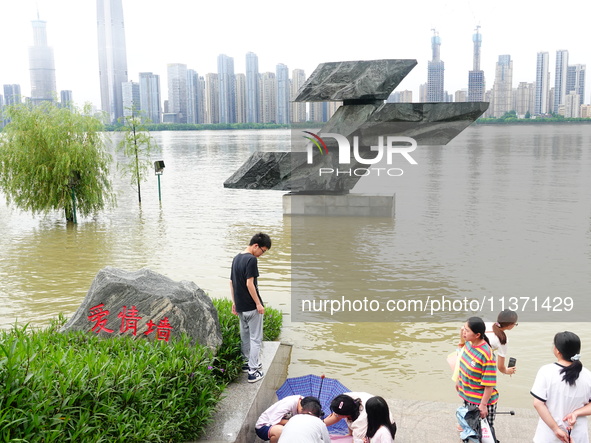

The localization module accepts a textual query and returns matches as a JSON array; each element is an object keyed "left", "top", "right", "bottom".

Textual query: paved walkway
[
  {"left": 195, "top": 342, "right": 591, "bottom": 443},
  {"left": 387, "top": 398, "right": 535, "bottom": 442}
]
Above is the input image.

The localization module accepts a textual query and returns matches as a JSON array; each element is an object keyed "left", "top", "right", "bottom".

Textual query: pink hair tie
[
  {"left": 339, "top": 401, "right": 344, "bottom": 409},
  {"left": 495, "top": 322, "right": 501, "bottom": 327}
]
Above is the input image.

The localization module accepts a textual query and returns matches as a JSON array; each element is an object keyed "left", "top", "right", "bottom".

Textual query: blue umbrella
[{"left": 276, "top": 374, "right": 350, "bottom": 435}]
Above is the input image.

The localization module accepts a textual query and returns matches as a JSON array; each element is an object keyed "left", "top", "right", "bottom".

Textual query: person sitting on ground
[
  {"left": 324, "top": 392, "right": 393, "bottom": 443},
  {"left": 364, "top": 396, "right": 397, "bottom": 442},
  {"left": 278, "top": 397, "right": 331, "bottom": 442},
  {"left": 256, "top": 395, "right": 320, "bottom": 443}
]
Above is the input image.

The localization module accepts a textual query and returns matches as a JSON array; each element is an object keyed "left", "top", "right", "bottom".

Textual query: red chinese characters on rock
[
  {"left": 144, "top": 317, "right": 173, "bottom": 342},
  {"left": 117, "top": 305, "right": 142, "bottom": 335},
  {"left": 87, "top": 304, "right": 174, "bottom": 342},
  {"left": 88, "top": 304, "right": 115, "bottom": 333}
]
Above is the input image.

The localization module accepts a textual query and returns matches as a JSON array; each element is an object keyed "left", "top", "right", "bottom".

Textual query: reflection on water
[{"left": 1, "top": 126, "right": 591, "bottom": 408}]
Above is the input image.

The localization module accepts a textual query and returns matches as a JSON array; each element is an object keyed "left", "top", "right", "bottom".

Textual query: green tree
[
  {"left": 500, "top": 110, "right": 518, "bottom": 120},
  {"left": 0, "top": 102, "right": 115, "bottom": 222},
  {"left": 117, "top": 109, "right": 161, "bottom": 203}
]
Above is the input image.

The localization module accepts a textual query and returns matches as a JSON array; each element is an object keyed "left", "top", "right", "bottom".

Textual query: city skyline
[{"left": 2, "top": 0, "right": 591, "bottom": 107}]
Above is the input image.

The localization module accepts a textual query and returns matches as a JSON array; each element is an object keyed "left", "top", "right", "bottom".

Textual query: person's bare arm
[
  {"left": 533, "top": 398, "right": 570, "bottom": 443},
  {"left": 229, "top": 281, "right": 237, "bottom": 315},
  {"left": 246, "top": 277, "right": 264, "bottom": 314}
]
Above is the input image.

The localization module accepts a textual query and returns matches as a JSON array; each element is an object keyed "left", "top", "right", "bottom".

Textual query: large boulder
[{"left": 60, "top": 266, "right": 222, "bottom": 350}]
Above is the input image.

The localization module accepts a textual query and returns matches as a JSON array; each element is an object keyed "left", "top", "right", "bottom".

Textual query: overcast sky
[{"left": 2, "top": 0, "right": 590, "bottom": 107}]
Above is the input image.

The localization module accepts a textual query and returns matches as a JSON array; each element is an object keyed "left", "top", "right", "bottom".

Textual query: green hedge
[{"left": 0, "top": 299, "right": 282, "bottom": 442}]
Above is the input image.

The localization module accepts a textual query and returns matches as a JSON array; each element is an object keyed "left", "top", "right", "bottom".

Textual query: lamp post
[{"left": 154, "top": 160, "right": 165, "bottom": 202}]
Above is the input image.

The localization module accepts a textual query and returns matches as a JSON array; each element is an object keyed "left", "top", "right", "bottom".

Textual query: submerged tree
[
  {"left": 0, "top": 102, "right": 115, "bottom": 222},
  {"left": 117, "top": 109, "right": 161, "bottom": 203}
]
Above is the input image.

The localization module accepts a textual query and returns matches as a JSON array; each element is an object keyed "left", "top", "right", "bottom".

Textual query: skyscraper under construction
[
  {"left": 468, "top": 26, "right": 485, "bottom": 102},
  {"left": 427, "top": 30, "right": 445, "bottom": 102},
  {"left": 29, "top": 17, "right": 57, "bottom": 105}
]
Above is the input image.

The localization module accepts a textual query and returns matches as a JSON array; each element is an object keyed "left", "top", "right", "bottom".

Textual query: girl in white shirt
[
  {"left": 486, "top": 309, "right": 518, "bottom": 376},
  {"left": 531, "top": 331, "right": 591, "bottom": 442},
  {"left": 364, "top": 396, "right": 396, "bottom": 442}
]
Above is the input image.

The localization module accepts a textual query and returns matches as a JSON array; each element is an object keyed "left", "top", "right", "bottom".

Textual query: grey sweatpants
[{"left": 238, "top": 309, "right": 263, "bottom": 372}]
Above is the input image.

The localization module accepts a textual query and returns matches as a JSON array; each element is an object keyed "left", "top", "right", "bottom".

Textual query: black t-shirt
[{"left": 230, "top": 252, "right": 262, "bottom": 312}]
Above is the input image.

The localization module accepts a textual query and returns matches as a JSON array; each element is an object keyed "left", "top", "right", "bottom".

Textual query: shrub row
[{"left": 0, "top": 298, "right": 282, "bottom": 442}]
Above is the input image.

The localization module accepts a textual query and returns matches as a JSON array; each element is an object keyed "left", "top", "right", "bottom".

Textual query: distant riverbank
[
  {"left": 475, "top": 117, "right": 591, "bottom": 124},
  {"left": 104, "top": 117, "right": 591, "bottom": 132}
]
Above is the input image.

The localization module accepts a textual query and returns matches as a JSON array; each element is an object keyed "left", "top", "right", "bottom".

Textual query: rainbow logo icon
[{"left": 302, "top": 131, "right": 328, "bottom": 155}]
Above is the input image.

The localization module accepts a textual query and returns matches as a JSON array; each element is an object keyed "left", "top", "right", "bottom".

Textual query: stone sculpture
[
  {"left": 60, "top": 266, "right": 222, "bottom": 350},
  {"left": 224, "top": 59, "right": 488, "bottom": 194}
]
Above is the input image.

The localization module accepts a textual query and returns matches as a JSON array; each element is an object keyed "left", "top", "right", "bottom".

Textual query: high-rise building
[
  {"left": 566, "top": 64, "right": 586, "bottom": 106},
  {"left": 564, "top": 91, "right": 580, "bottom": 117},
  {"left": 3, "top": 84, "right": 22, "bottom": 106},
  {"left": 29, "top": 18, "right": 57, "bottom": 104},
  {"left": 60, "top": 90, "right": 73, "bottom": 109},
  {"left": 186, "top": 69, "right": 200, "bottom": 124},
  {"left": 291, "top": 69, "right": 307, "bottom": 123},
  {"left": 275, "top": 64, "right": 290, "bottom": 124},
  {"left": 2, "top": 84, "right": 21, "bottom": 126},
  {"left": 309, "top": 102, "right": 329, "bottom": 122},
  {"left": 198, "top": 76, "right": 206, "bottom": 124},
  {"left": 97, "top": 0, "right": 128, "bottom": 123},
  {"left": 455, "top": 90, "right": 467, "bottom": 102},
  {"left": 553, "top": 50, "right": 568, "bottom": 113},
  {"left": 235, "top": 73, "right": 247, "bottom": 124},
  {"left": 139, "top": 72, "right": 161, "bottom": 123},
  {"left": 534, "top": 52, "right": 550, "bottom": 115},
  {"left": 387, "top": 90, "right": 413, "bottom": 103},
  {"left": 492, "top": 55, "right": 513, "bottom": 117},
  {"left": 246, "top": 52, "right": 260, "bottom": 123},
  {"left": 205, "top": 73, "right": 219, "bottom": 124},
  {"left": 218, "top": 54, "right": 236, "bottom": 124},
  {"left": 167, "top": 63, "right": 188, "bottom": 124},
  {"left": 515, "top": 82, "right": 534, "bottom": 117},
  {"left": 122, "top": 81, "right": 140, "bottom": 117},
  {"left": 427, "top": 30, "right": 445, "bottom": 102},
  {"left": 260, "top": 72, "right": 276, "bottom": 123},
  {"left": 468, "top": 26, "right": 485, "bottom": 102}
]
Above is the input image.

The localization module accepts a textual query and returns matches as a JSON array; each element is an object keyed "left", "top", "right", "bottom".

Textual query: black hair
[
  {"left": 249, "top": 232, "right": 272, "bottom": 249},
  {"left": 300, "top": 396, "right": 323, "bottom": 418},
  {"left": 466, "top": 317, "right": 491, "bottom": 347},
  {"left": 366, "top": 396, "right": 397, "bottom": 440},
  {"left": 492, "top": 309, "right": 518, "bottom": 345},
  {"left": 330, "top": 394, "right": 362, "bottom": 422},
  {"left": 555, "top": 331, "right": 583, "bottom": 386}
]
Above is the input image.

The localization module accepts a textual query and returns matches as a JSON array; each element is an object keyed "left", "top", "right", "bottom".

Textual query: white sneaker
[{"left": 247, "top": 369, "right": 264, "bottom": 383}]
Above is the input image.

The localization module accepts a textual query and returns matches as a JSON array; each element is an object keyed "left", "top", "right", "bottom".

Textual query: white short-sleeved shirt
[
  {"left": 343, "top": 392, "right": 374, "bottom": 443},
  {"left": 367, "top": 425, "right": 395, "bottom": 443},
  {"left": 278, "top": 414, "right": 331, "bottom": 443},
  {"left": 256, "top": 395, "right": 302, "bottom": 428},
  {"left": 530, "top": 363, "right": 591, "bottom": 442},
  {"left": 342, "top": 392, "right": 396, "bottom": 443},
  {"left": 485, "top": 322, "right": 508, "bottom": 357}
]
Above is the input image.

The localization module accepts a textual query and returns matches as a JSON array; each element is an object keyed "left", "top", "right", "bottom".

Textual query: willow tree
[
  {"left": 117, "top": 109, "right": 160, "bottom": 203},
  {"left": 0, "top": 102, "right": 115, "bottom": 222}
]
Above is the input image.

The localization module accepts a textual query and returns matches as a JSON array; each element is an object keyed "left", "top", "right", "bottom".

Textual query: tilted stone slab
[
  {"left": 60, "top": 266, "right": 222, "bottom": 350},
  {"left": 294, "top": 59, "right": 418, "bottom": 102},
  {"left": 224, "top": 102, "right": 489, "bottom": 192}
]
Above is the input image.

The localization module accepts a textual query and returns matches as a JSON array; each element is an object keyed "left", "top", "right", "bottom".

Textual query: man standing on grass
[{"left": 230, "top": 232, "right": 272, "bottom": 383}]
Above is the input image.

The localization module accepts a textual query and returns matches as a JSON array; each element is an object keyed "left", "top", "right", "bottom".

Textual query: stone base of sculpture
[{"left": 283, "top": 192, "right": 394, "bottom": 217}]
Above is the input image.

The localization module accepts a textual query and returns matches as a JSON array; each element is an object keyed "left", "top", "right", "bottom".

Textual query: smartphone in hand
[{"left": 508, "top": 357, "right": 517, "bottom": 368}]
